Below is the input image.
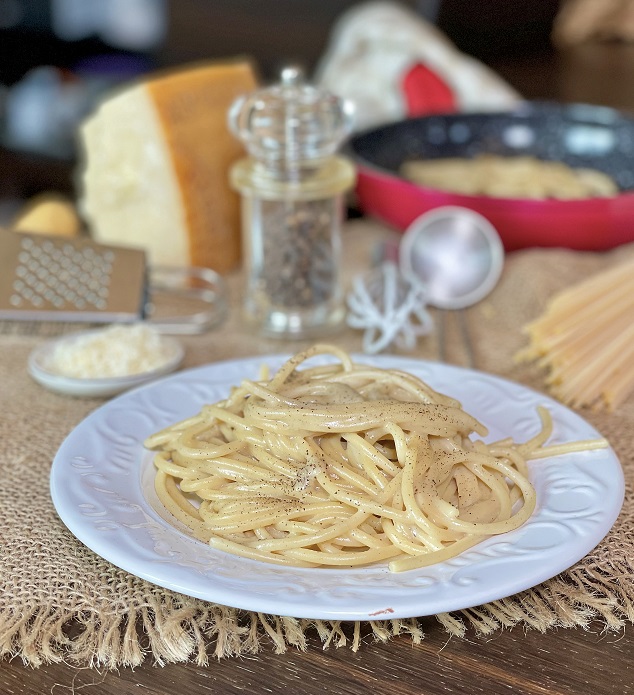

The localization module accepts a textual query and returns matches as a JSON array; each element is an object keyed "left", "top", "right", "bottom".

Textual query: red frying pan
[{"left": 348, "top": 101, "right": 634, "bottom": 251}]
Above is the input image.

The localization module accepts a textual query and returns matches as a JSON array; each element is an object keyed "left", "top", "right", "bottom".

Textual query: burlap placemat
[{"left": 1, "top": 221, "right": 632, "bottom": 667}]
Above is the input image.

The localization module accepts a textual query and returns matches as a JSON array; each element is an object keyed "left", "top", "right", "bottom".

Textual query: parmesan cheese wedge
[{"left": 78, "top": 58, "right": 257, "bottom": 273}]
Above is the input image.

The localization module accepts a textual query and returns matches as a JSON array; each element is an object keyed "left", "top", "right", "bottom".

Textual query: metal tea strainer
[{"left": 400, "top": 206, "right": 505, "bottom": 365}]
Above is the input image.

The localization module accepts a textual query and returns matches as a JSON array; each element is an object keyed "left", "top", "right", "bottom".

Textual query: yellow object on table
[
  {"left": 11, "top": 193, "right": 82, "bottom": 237},
  {"left": 517, "top": 252, "right": 634, "bottom": 410}
]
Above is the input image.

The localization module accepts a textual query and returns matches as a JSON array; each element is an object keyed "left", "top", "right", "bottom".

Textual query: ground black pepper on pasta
[{"left": 144, "top": 344, "right": 607, "bottom": 572}]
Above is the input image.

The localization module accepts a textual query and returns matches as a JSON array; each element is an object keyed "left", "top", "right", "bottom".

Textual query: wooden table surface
[
  {"left": 4, "top": 41, "right": 634, "bottom": 695},
  {"left": 3, "top": 623, "right": 631, "bottom": 694}
]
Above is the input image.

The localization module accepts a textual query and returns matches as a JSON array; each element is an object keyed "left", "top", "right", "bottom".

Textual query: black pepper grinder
[{"left": 229, "top": 67, "right": 355, "bottom": 338}]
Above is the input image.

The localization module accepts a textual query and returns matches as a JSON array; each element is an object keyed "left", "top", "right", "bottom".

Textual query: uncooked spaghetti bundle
[{"left": 517, "top": 257, "right": 634, "bottom": 410}]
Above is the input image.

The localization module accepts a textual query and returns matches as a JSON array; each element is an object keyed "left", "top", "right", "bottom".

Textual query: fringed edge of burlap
[{"left": 2, "top": 566, "right": 632, "bottom": 669}]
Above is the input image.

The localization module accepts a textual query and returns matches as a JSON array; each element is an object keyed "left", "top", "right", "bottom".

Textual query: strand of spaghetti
[
  {"left": 453, "top": 465, "right": 481, "bottom": 507},
  {"left": 431, "top": 458, "right": 536, "bottom": 535},
  {"left": 517, "top": 255, "right": 634, "bottom": 408},
  {"left": 462, "top": 459, "right": 514, "bottom": 520},
  {"left": 239, "top": 442, "right": 315, "bottom": 479},
  {"left": 153, "top": 451, "right": 197, "bottom": 480},
  {"left": 278, "top": 363, "right": 345, "bottom": 388},
  {"left": 340, "top": 427, "right": 400, "bottom": 475},
  {"left": 527, "top": 259, "right": 634, "bottom": 330},
  {"left": 173, "top": 439, "right": 248, "bottom": 463},
  {"left": 154, "top": 470, "right": 212, "bottom": 541},
  {"left": 416, "top": 457, "right": 510, "bottom": 533},
  {"left": 601, "top": 355, "right": 634, "bottom": 409},
  {"left": 319, "top": 437, "right": 385, "bottom": 497},
  {"left": 267, "top": 344, "right": 354, "bottom": 392},
  {"left": 536, "top": 308, "right": 632, "bottom": 372},
  {"left": 553, "top": 325, "right": 634, "bottom": 393},
  {"left": 326, "top": 368, "right": 461, "bottom": 407},
  {"left": 248, "top": 507, "right": 391, "bottom": 554},
  {"left": 547, "top": 259, "right": 633, "bottom": 306},
  {"left": 542, "top": 312, "right": 634, "bottom": 381},
  {"left": 389, "top": 534, "right": 487, "bottom": 572},
  {"left": 514, "top": 407, "right": 553, "bottom": 457},
  {"left": 204, "top": 535, "right": 320, "bottom": 567},
  {"left": 343, "top": 432, "right": 401, "bottom": 477},
  {"left": 204, "top": 538, "right": 402, "bottom": 566},
  {"left": 529, "top": 282, "right": 634, "bottom": 347},
  {"left": 238, "top": 379, "right": 304, "bottom": 406},
  {"left": 552, "top": 323, "right": 634, "bottom": 406},
  {"left": 146, "top": 344, "right": 604, "bottom": 572},
  {"left": 198, "top": 504, "right": 317, "bottom": 534},
  {"left": 172, "top": 455, "right": 279, "bottom": 487},
  {"left": 204, "top": 496, "right": 335, "bottom": 523},
  {"left": 520, "top": 308, "right": 626, "bottom": 366},
  {"left": 385, "top": 424, "right": 450, "bottom": 543},
  {"left": 161, "top": 458, "right": 241, "bottom": 489},
  {"left": 346, "top": 527, "right": 393, "bottom": 550},
  {"left": 145, "top": 412, "right": 210, "bottom": 448},
  {"left": 315, "top": 474, "right": 411, "bottom": 524},
  {"left": 279, "top": 514, "right": 370, "bottom": 537},
  {"left": 381, "top": 518, "right": 444, "bottom": 554},
  {"left": 250, "top": 472, "right": 405, "bottom": 553},
  {"left": 527, "top": 438, "right": 608, "bottom": 459},
  {"left": 278, "top": 544, "right": 401, "bottom": 565},
  {"left": 484, "top": 447, "right": 530, "bottom": 489},
  {"left": 244, "top": 401, "right": 487, "bottom": 437}
]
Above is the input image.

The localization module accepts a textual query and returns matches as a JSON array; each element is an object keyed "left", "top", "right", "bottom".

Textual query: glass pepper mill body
[{"left": 229, "top": 68, "right": 355, "bottom": 338}]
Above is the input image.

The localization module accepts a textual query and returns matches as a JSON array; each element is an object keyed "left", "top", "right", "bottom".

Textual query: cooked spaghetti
[
  {"left": 144, "top": 344, "right": 606, "bottom": 572},
  {"left": 400, "top": 154, "right": 618, "bottom": 199}
]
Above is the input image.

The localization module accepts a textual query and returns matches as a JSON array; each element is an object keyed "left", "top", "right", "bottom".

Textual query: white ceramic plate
[
  {"left": 49, "top": 355, "right": 624, "bottom": 620},
  {"left": 28, "top": 330, "right": 184, "bottom": 397}
]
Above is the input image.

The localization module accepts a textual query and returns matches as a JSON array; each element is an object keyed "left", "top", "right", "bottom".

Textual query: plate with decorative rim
[{"left": 49, "top": 354, "right": 625, "bottom": 621}]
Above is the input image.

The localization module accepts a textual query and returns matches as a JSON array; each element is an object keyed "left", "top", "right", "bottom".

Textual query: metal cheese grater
[{"left": 0, "top": 231, "right": 226, "bottom": 332}]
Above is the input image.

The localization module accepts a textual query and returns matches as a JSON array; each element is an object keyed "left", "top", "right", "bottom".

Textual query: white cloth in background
[{"left": 316, "top": 1, "right": 522, "bottom": 131}]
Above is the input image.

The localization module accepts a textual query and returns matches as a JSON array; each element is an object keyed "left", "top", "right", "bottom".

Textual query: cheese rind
[{"left": 79, "top": 59, "right": 257, "bottom": 273}]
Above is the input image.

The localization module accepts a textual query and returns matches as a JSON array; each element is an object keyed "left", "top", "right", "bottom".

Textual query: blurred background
[{"left": 0, "top": 0, "right": 629, "bottom": 221}]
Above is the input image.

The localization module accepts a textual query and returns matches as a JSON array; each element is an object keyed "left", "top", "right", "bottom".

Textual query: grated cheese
[{"left": 49, "top": 324, "right": 174, "bottom": 379}]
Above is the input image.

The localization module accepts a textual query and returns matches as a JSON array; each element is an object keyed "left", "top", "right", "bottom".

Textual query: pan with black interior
[{"left": 348, "top": 101, "right": 634, "bottom": 250}]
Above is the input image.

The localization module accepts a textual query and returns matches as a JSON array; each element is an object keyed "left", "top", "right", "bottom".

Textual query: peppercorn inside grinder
[{"left": 229, "top": 67, "right": 356, "bottom": 338}]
